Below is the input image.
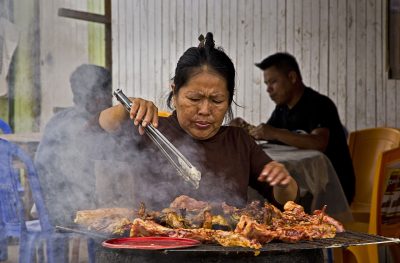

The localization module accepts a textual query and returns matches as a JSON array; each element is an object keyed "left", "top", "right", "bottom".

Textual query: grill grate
[
  {"left": 165, "top": 231, "right": 400, "bottom": 253},
  {"left": 56, "top": 226, "right": 399, "bottom": 253}
]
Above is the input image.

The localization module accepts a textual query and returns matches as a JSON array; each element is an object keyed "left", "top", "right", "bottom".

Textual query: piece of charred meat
[
  {"left": 169, "top": 195, "right": 210, "bottom": 211},
  {"left": 130, "top": 218, "right": 262, "bottom": 249}
]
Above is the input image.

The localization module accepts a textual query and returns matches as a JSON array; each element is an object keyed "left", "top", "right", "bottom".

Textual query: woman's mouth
[{"left": 194, "top": 121, "right": 211, "bottom": 129}]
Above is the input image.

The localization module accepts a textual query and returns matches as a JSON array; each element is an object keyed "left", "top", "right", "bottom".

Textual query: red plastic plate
[{"left": 102, "top": 236, "right": 201, "bottom": 250}]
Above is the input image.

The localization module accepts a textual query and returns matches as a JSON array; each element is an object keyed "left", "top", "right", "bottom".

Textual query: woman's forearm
[
  {"left": 273, "top": 179, "right": 298, "bottom": 205},
  {"left": 99, "top": 104, "right": 129, "bottom": 132}
]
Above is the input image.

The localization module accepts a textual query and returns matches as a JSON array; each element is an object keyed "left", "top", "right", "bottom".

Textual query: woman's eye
[
  {"left": 188, "top": 97, "right": 201, "bottom": 101},
  {"left": 212, "top": 100, "right": 223, "bottom": 104}
]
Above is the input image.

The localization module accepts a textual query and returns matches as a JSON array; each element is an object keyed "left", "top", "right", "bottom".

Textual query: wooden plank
[
  {"left": 376, "top": 0, "right": 385, "bottom": 127},
  {"left": 355, "top": 0, "right": 366, "bottom": 129},
  {"left": 131, "top": 0, "right": 140, "bottom": 98},
  {"left": 236, "top": 0, "right": 246, "bottom": 118},
  {"left": 319, "top": 0, "right": 329, "bottom": 96},
  {"left": 337, "top": 0, "right": 347, "bottom": 125},
  {"left": 184, "top": 0, "right": 192, "bottom": 47},
  {"left": 286, "top": 0, "right": 295, "bottom": 54},
  {"left": 105, "top": 0, "right": 112, "bottom": 70},
  {"left": 328, "top": 0, "right": 338, "bottom": 104},
  {"left": 386, "top": 80, "right": 396, "bottom": 126},
  {"left": 310, "top": 0, "right": 320, "bottom": 91},
  {"left": 259, "top": 0, "right": 270, "bottom": 121},
  {"left": 277, "top": 0, "right": 286, "bottom": 52},
  {"left": 138, "top": 1, "right": 150, "bottom": 99},
  {"left": 252, "top": 0, "right": 262, "bottom": 122},
  {"left": 293, "top": 0, "right": 303, "bottom": 67},
  {"left": 117, "top": 0, "right": 127, "bottom": 94},
  {"left": 176, "top": 0, "right": 184, "bottom": 56},
  {"left": 243, "top": 0, "right": 254, "bottom": 122},
  {"left": 125, "top": 0, "right": 133, "bottom": 97},
  {"left": 191, "top": 0, "right": 200, "bottom": 46},
  {"left": 111, "top": 0, "right": 119, "bottom": 104},
  {"left": 221, "top": 0, "right": 230, "bottom": 48},
  {"left": 397, "top": 81, "right": 400, "bottom": 127},
  {"left": 57, "top": 8, "right": 110, "bottom": 24},
  {"left": 147, "top": 0, "right": 156, "bottom": 101},
  {"left": 366, "top": 0, "right": 377, "bottom": 127},
  {"left": 161, "top": 0, "right": 171, "bottom": 110},
  {"left": 345, "top": 0, "right": 356, "bottom": 131},
  {"left": 213, "top": 0, "right": 223, "bottom": 44},
  {"left": 207, "top": 0, "right": 215, "bottom": 36},
  {"left": 302, "top": 0, "right": 312, "bottom": 86},
  {"left": 264, "top": 0, "right": 278, "bottom": 118},
  {"left": 267, "top": 0, "right": 278, "bottom": 55},
  {"left": 87, "top": 0, "right": 105, "bottom": 66},
  {"left": 228, "top": 0, "right": 239, "bottom": 117},
  {"left": 154, "top": 0, "right": 163, "bottom": 107},
  {"left": 198, "top": 0, "right": 207, "bottom": 34},
  {"left": 169, "top": 0, "right": 177, "bottom": 85}
]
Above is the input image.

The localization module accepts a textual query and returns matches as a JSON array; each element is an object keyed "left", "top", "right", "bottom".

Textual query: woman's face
[{"left": 173, "top": 70, "right": 230, "bottom": 140}]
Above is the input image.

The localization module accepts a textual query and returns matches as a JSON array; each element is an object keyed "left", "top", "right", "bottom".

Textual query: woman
[{"left": 99, "top": 33, "right": 298, "bottom": 210}]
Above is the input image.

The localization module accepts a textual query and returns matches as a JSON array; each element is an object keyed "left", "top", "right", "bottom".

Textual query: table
[
  {"left": 0, "top": 132, "right": 42, "bottom": 158},
  {"left": 260, "top": 143, "right": 353, "bottom": 222}
]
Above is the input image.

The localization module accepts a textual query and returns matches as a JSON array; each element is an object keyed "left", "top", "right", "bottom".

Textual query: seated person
[
  {"left": 98, "top": 33, "right": 298, "bottom": 211},
  {"left": 230, "top": 52, "right": 355, "bottom": 205},
  {"left": 35, "top": 64, "right": 115, "bottom": 225}
]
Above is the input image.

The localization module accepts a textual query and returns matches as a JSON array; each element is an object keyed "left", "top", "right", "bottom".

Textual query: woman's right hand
[
  {"left": 128, "top": 98, "right": 159, "bottom": 135},
  {"left": 99, "top": 97, "right": 159, "bottom": 134}
]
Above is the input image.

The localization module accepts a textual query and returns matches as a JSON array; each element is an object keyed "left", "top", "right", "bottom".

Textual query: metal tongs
[{"left": 113, "top": 89, "right": 201, "bottom": 189}]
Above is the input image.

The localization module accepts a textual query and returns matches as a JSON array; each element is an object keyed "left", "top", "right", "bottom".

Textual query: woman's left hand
[
  {"left": 258, "top": 161, "right": 298, "bottom": 203},
  {"left": 257, "top": 161, "right": 293, "bottom": 187}
]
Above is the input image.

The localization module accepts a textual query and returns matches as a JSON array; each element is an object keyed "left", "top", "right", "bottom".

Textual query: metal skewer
[{"left": 113, "top": 89, "right": 201, "bottom": 189}]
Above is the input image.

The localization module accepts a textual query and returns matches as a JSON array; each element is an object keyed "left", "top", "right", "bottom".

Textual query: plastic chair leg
[
  {"left": 46, "top": 236, "right": 69, "bottom": 263},
  {"left": 19, "top": 233, "right": 41, "bottom": 263},
  {"left": 88, "top": 238, "right": 96, "bottom": 263},
  {"left": 343, "top": 246, "right": 371, "bottom": 263},
  {"left": 0, "top": 238, "right": 8, "bottom": 261}
]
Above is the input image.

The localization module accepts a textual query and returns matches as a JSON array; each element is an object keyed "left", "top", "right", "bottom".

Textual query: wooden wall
[
  {"left": 38, "top": 0, "right": 105, "bottom": 129},
  {"left": 112, "top": 0, "right": 400, "bottom": 132}
]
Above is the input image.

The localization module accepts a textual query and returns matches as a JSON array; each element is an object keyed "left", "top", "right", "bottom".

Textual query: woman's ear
[{"left": 171, "top": 83, "right": 176, "bottom": 108}]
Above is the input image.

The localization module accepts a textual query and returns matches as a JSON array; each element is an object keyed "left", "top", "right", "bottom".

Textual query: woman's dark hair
[{"left": 167, "top": 32, "right": 236, "bottom": 120}]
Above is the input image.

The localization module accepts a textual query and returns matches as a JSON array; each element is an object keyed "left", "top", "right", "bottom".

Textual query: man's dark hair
[
  {"left": 255, "top": 52, "right": 302, "bottom": 80},
  {"left": 70, "top": 64, "right": 111, "bottom": 107}
]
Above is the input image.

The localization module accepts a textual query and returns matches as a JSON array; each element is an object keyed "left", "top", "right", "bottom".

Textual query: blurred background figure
[{"left": 34, "top": 64, "right": 114, "bottom": 226}]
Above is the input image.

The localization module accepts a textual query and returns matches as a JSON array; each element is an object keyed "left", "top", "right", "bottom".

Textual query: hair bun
[{"left": 205, "top": 32, "right": 215, "bottom": 50}]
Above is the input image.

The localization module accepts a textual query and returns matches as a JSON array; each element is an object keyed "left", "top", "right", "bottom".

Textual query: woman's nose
[{"left": 198, "top": 100, "right": 211, "bottom": 115}]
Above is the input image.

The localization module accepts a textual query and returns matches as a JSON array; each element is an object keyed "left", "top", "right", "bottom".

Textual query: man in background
[
  {"left": 35, "top": 64, "right": 114, "bottom": 225},
  {"left": 231, "top": 52, "right": 355, "bottom": 204}
]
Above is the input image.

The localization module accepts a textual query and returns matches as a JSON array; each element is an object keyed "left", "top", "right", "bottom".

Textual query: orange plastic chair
[
  {"left": 343, "top": 147, "right": 400, "bottom": 263},
  {"left": 158, "top": 111, "right": 171, "bottom": 118},
  {"left": 367, "top": 147, "right": 400, "bottom": 262},
  {"left": 347, "top": 127, "right": 400, "bottom": 223},
  {"left": 342, "top": 129, "right": 400, "bottom": 263}
]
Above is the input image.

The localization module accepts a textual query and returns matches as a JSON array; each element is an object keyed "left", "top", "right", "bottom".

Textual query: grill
[{"left": 57, "top": 226, "right": 400, "bottom": 263}]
